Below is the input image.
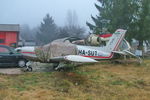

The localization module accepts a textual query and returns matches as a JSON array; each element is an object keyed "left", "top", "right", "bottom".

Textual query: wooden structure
[{"left": 0, "top": 24, "right": 19, "bottom": 47}]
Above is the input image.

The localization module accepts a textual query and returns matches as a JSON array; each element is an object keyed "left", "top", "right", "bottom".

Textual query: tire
[
  {"left": 26, "top": 66, "right": 32, "bottom": 72},
  {"left": 18, "top": 60, "right": 26, "bottom": 67}
]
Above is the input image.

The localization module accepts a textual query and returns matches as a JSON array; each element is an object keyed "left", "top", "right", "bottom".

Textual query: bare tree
[
  {"left": 66, "top": 10, "right": 78, "bottom": 27},
  {"left": 59, "top": 10, "right": 85, "bottom": 38},
  {"left": 20, "top": 24, "right": 33, "bottom": 40}
]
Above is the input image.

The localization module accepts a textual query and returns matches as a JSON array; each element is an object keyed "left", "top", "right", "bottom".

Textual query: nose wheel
[
  {"left": 19, "top": 61, "right": 33, "bottom": 72},
  {"left": 25, "top": 61, "right": 33, "bottom": 72},
  {"left": 25, "top": 66, "right": 33, "bottom": 72}
]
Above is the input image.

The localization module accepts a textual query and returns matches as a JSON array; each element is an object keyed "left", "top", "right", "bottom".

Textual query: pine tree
[
  {"left": 87, "top": 0, "right": 135, "bottom": 35},
  {"left": 87, "top": 0, "right": 150, "bottom": 49},
  {"left": 62, "top": 10, "right": 85, "bottom": 38},
  {"left": 36, "top": 14, "right": 58, "bottom": 45},
  {"left": 133, "top": 0, "right": 150, "bottom": 49}
]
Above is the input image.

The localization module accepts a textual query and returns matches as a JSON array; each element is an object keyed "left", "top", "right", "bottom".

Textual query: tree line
[
  {"left": 87, "top": 0, "right": 150, "bottom": 49},
  {"left": 20, "top": 11, "right": 85, "bottom": 45},
  {"left": 21, "top": 0, "right": 150, "bottom": 48}
]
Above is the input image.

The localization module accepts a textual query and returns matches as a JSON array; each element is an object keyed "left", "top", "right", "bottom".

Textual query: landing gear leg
[
  {"left": 25, "top": 61, "right": 33, "bottom": 72},
  {"left": 53, "top": 62, "right": 65, "bottom": 71}
]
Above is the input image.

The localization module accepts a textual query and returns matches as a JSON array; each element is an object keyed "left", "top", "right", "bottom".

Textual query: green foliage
[
  {"left": 54, "top": 79, "right": 73, "bottom": 92},
  {"left": 36, "top": 14, "right": 58, "bottom": 45},
  {"left": 0, "top": 59, "right": 150, "bottom": 99},
  {"left": 87, "top": 0, "right": 150, "bottom": 47},
  {"left": 134, "top": 0, "right": 150, "bottom": 48},
  {"left": 36, "top": 13, "right": 85, "bottom": 44}
]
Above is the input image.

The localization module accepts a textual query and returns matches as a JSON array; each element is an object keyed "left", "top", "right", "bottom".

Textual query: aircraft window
[{"left": 119, "top": 40, "right": 129, "bottom": 50}]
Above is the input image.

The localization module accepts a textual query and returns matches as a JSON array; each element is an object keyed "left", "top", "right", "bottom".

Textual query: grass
[{"left": 0, "top": 59, "right": 150, "bottom": 100}]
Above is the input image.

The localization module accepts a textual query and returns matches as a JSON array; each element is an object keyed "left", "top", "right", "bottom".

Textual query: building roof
[{"left": 0, "top": 24, "right": 19, "bottom": 32}]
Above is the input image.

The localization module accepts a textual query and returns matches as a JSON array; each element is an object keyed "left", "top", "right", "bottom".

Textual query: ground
[
  {"left": 0, "top": 68, "right": 22, "bottom": 74},
  {"left": 0, "top": 59, "right": 150, "bottom": 100}
]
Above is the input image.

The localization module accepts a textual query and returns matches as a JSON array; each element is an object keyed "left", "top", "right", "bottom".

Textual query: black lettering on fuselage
[
  {"left": 78, "top": 50, "right": 86, "bottom": 55},
  {"left": 78, "top": 49, "right": 98, "bottom": 56},
  {"left": 78, "top": 50, "right": 83, "bottom": 54}
]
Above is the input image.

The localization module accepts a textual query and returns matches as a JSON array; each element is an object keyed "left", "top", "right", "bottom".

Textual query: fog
[{"left": 0, "top": 0, "right": 98, "bottom": 28}]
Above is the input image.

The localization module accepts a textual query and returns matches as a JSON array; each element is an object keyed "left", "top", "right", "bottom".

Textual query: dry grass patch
[{"left": 0, "top": 59, "right": 150, "bottom": 100}]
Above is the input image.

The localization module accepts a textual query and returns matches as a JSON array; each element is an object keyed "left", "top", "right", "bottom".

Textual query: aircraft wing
[
  {"left": 50, "top": 55, "right": 98, "bottom": 63},
  {"left": 112, "top": 50, "right": 138, "bottom": 57},
  {"left": 123, "top": 50, "right": 142, "bottom": 63}
]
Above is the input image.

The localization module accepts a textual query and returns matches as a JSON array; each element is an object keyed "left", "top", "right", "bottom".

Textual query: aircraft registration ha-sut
[{"left": 16, "top": 29, "right": 142, "bottom": 70}]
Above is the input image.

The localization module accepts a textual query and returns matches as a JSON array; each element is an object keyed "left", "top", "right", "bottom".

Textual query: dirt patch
[{"left": 0, "top": 68, "right": 22, "bottom": 75}]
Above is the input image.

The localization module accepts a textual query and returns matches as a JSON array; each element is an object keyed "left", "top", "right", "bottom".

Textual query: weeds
[{"left": 0, "top": 59, "right": 150, "bottom": 100}]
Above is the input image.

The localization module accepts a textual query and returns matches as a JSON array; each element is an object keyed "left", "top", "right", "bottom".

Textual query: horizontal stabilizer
[
  {"left": 64, "top": 55, "right": 98, "bottom": 63},
  {"left": 123, "top": 50, "right": 142, "bottom": 63},
  {"left": 113, "top": 50, "right": 142, "bottom": 64},
  {"left": 112, "top": 51, "right": 126, "bottom": 55}
]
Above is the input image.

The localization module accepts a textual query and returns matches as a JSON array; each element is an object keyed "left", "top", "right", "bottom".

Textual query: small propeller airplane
[{"left": 16, "top": 29, "right": 141, "bottom": 70}]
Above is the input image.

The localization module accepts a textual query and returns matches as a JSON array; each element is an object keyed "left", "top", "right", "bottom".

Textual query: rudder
[{"left": 105, "top": 29, "right": 127, "bottom": 52}]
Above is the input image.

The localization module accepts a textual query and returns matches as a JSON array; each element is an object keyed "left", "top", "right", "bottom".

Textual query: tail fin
[{"left": 105, "top": 29, "right": 127, "bottom": 52}]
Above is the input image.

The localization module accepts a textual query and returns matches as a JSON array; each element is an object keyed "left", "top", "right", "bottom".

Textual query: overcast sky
[{"left": 0, "top": 0, "right": 98, "bottom": 29}]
